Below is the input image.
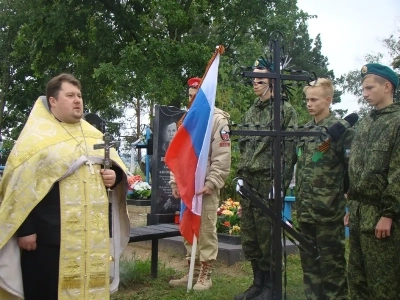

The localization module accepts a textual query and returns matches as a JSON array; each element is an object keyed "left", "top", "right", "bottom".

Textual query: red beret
[{"left": 187, "top": 77, "right": 201, "bottom": 88}]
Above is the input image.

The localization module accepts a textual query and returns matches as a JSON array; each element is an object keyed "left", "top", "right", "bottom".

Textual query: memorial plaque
[{"left": 149, "top": 105, "right": 185, "bottom": 224}]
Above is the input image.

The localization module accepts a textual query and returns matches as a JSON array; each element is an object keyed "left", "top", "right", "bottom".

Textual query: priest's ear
[{"left": 48, "top": 96, "right": 58, "bottom": 109}]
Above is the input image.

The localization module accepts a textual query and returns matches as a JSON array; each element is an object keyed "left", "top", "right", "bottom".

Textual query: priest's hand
[
  {"left": 101, "top": 169, "right": 116, "bottom": 188},
  {"left": 18, "top": 234, "right": 37, "bottom": 251}
]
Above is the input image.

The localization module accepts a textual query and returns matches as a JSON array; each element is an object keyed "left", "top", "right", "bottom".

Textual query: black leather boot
[
  {"left": 234, "top": 261, "right": 264, "bottom": 300},
  {"left": 251, "top": 271, "right": 273, "bottom": 300}
]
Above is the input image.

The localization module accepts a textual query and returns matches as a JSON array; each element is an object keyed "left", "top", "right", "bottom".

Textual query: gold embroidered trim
[
  {"left": 88, "top": 274, "right": 106, "bottom": 288},
  {"left": 10, "top": 131, "right": 101, "bottom": 168},
  {"left": 61, "top": 276, "right": 82, "bottom": 289}
]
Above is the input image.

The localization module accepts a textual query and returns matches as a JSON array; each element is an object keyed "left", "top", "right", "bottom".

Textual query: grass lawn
[{"left": 111, "top": 253, "right": 306, "bottom": 300}]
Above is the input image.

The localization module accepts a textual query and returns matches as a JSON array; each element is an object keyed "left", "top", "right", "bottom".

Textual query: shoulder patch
[{"left": 220, "top": 125, "right": 230, "bottom": 141}]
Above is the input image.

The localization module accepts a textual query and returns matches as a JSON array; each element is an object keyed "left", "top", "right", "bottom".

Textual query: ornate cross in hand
[
  {"left": 94, "top": 132, "right": 120, "bottom": 170},
  {"left": 94, "top": 132, "right": 119, "bottom": 259}
]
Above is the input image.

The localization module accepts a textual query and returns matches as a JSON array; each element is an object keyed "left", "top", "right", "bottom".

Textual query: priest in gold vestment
[{"left": 0, "top": 74, "right": 130, "bottom": 299}]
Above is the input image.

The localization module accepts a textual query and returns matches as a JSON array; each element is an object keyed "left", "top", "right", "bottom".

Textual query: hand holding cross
[{"left": 94, "top": 132, "right": 120, "bottom": 170}]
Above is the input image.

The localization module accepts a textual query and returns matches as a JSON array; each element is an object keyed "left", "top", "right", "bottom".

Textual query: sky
[{"left": 296, "top": 0, "right": 400, "bottom": 113}]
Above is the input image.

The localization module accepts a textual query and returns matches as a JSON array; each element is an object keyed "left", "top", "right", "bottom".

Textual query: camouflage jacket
[
  {"left": 237, "top": 98, "right": 298, "bottom": 189},
  {"left": 295, "top": 113, "right": 355, "bottom": 223},
  {"left": 348, "top": 103, "right": 400, "bottom": 219}
]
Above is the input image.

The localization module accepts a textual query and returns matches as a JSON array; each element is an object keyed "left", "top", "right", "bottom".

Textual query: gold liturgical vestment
[{"left": 0, "top": 97, "right": 130, "bottom": 299}]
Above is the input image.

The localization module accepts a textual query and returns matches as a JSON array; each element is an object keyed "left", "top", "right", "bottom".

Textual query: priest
[{"left": 0, "top": 73, "right": 130, "bottom": 299}]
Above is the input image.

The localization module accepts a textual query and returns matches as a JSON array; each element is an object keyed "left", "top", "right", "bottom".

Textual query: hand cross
[{"left": 94, "top": 132, "right": 120, "bottom": 169}]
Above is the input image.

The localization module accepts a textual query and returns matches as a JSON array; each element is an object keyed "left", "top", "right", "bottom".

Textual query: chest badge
[
  {"left": 297, "top": 147, "right": 302, "bottom": 157},
  {"left": 312, "top": 151, "right": 324, "bottom": 162},
  {"left": 318, "top": 139, "right": 331, "bottom": 153},
  {"left": 312, "top": 139, "right": 331, "bottom": 162}
]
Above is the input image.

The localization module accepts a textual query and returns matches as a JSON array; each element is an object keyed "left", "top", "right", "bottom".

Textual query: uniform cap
[
  {"left": 252, "top": 57, "right": 274, "bottom": 71},
  {"left": 187, "top": 77, "right": 201, "bottom": 88},
  {"left": 361, "top": 63, "right": 399, "bottom": 89}
]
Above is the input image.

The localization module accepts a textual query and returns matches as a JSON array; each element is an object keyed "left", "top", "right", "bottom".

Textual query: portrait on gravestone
[
  {"left": 161, "top": 121, "right": 177, "bottom": 152},
  {"left": 151, "top": 105, "right": 185, "bottom": 219}
]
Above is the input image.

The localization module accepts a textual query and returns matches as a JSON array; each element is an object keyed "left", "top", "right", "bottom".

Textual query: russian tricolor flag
[{"left": 165, "top": 47, "right": 222, "bottom": 244}]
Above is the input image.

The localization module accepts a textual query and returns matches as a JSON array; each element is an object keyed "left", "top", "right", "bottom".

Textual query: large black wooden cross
[{"left": 230, "top": 31, "right": 324, "bottom": 299}]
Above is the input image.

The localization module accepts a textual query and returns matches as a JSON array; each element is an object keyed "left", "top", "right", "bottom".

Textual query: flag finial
[{"left": 216, "top": 45, "right": 225, "bottom": 55}]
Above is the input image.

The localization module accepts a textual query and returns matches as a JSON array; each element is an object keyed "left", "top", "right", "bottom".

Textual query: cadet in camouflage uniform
[
  {"left": 295, "top": 78, "right": 354, "bottom": 300},
  {"left": 347, "top": 63, "right": 400, "bottom": 300},
  {"left": 235, "top": 58, "right": 298, "bottom": 300}
]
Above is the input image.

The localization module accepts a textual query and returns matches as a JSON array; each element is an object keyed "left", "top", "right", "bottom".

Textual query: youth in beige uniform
[{"left": 168, "top": 77, "right": 231, "bottom": 291}]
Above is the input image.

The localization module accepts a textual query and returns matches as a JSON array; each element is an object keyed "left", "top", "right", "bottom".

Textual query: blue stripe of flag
[{"left": 182, "top": 88, "right": 211, "bottom": 158}]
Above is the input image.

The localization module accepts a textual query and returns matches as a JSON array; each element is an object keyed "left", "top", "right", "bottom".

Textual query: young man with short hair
[
  {"left": 295, "top": 78, "right": 354, "bottom": 299},
  {"left": 235, "top": 58, "right": 298, "bottom": 300},
  {"left": 347, "top": 63, "right": 400, "bottom": 299}
]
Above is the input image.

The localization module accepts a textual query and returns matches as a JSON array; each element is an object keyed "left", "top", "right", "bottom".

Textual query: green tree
[
  {"left": 0, "top": 0, "right": 339, "bottom": 182},
  {"left": 384, "top": 29, "right": 400, "bottom": 69},
  {"left": 0, "top": 0, "right": 48, "bottom": 158}
]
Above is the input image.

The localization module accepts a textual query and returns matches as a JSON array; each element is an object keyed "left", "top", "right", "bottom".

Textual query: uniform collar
[
  {"left": 312, "top": 112, "right": 335, "bottom": 126},
  {"left": 254, "top": 97, "right": 272, "bottom": 109}
]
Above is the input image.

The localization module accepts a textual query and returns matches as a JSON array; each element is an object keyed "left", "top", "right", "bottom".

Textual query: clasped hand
[{"left": 101, "top": 169, "right": 116, "bottom": 188}]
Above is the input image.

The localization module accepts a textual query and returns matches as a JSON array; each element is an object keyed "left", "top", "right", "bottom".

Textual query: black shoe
[
  {"left": 251, "top": 271, "right": 272, "bottom": 300},
  {"left": 234, "top": 261, "right": 263, "bottom": 300},
  {"left": 251, "top": 287, "right": 272, "bottom": 300}
]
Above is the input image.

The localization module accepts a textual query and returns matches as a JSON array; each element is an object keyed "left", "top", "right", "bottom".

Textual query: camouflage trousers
[
  {"left": 298, "top": 222, "right": 348, "bottom": 300},
  {"left": 348, "top": 200, "right": 400, "bottom": 300},
  {"left": 240, "top": 176, "right": 273, "bottom": 271}
]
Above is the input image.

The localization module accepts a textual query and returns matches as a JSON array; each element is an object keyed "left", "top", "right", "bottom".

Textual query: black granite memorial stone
[
  {"left": 84, "top": 113, "right": 106, "bottom": 133},
  {"left": 148, "top": 105, "right": 185, "bottom": 225}
]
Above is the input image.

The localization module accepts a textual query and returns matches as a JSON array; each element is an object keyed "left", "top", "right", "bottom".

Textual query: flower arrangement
[
  {"left": 216, "top": 198, "right": 241, "bottom": 235},
  {"left": 127, "top": 175, "right": 151, "bottom": 199}
]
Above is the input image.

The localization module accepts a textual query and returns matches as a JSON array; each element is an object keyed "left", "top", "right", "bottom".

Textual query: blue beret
[{"left": 361, "top": 63, "right": 399, "bottom": 89}]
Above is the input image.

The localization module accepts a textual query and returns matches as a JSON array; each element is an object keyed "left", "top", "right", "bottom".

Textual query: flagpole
[{"left": 187, "top": 234, "right": 198, "bottom": 291}]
